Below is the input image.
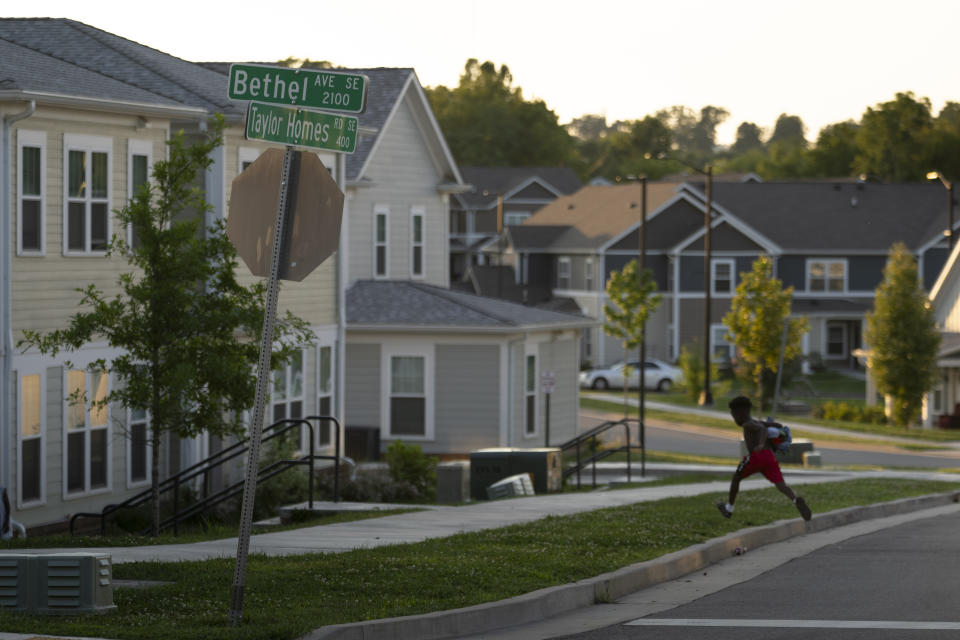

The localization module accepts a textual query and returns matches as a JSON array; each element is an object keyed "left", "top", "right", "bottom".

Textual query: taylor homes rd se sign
[
  {"left": 245, "top": 102, "right": 357, "bottom": 153},
  {"left": 228, "top": 63, "right": 367, "bottom": 113}
]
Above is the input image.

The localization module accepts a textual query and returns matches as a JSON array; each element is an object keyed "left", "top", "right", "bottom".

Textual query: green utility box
[{"left": 469, "top": 448, "right": 562, "bottom": 499}]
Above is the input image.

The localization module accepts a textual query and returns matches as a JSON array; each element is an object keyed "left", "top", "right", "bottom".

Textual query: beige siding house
[{"left": 1, "top": 19, "right": 345, "bottom": 529}]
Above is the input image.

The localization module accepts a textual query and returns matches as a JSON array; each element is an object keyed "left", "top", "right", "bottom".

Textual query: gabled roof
[
  {"left": 457, "top": 167, "right": 583, "bottom": 209},
  {"left": 683, "top": 181, "right": 950, "bottom": 253},
  {"left": 0, "top": 18, "right": 238, "bottom": 118},
  {"left": 514, "top": 182, "right": 679, "bottom": 251},
  {"left": 347, "top": 280, "right": 594, "bottom": 332}
]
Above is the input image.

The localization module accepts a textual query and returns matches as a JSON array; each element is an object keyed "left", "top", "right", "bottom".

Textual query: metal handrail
[
  {"left": 69, "top": 414, "right": 342, "bottom": 536},
  {"left": 559, "top": 418, "right": 641, "bottom": 489}
]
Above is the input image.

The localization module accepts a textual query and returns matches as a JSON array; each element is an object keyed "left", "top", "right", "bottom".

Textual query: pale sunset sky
[{"left": 6, "top": 0, "right": 958, "bottom": 144}]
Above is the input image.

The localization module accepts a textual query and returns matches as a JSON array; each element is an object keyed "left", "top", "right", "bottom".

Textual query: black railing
[
  {"left": 69, "top": 415, "right": 342, "bottom": 536},
  {"left": 559, "top": 418, "right": 641, "bottom": 489}
]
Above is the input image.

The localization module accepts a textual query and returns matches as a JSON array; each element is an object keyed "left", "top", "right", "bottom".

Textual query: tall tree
[
  {"left": 768, "top": 113, "right": 807, "bottom": 147},
  {"left": 19, "top": 118, "right": 313, "bottom": 534},
  {"left": 809, "top": 121, "right": 859, "bottom": 177},
  {"left": 865, "top": 243, "right": 940, "bottom": 427},
  {"left": 426, "top": 59, "right": 576, "bottom": 167},
  {"left": 731, "top": 122, "right": 764, "bottom": 155},
  {"left": 854, "top": 92, "right": 934, "bottom": 181},
  {"left": 722, "top": 256, "right": 808, "bottom": 408}
]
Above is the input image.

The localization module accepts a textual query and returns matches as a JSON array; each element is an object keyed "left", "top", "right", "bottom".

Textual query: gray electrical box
[{"left": 0, "top": 553, "right": 115, "bottom": 615}]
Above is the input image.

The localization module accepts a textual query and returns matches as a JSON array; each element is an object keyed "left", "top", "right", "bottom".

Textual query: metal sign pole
[{"left": 228, "top": 145, "right": 296, "bottom": 626}]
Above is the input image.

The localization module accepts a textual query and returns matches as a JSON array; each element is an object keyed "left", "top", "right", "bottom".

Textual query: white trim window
[
  {"left": 382, "top": 346, "right": 434, "bottom": 439},
  {"left": 64, "top": 367, "right": 110, "bottom": 496},
  {"left": 317, "top": 344, "right": 334, "bottom": 446},
  {"left": 585, "top": 257, "right": 595, "bottom": 291},
  {"left": 374, "top": 205, "right": 389, "bottom": 278},
  {"left": 411, "top": 206, "right": 425, "bottom": 278},
  {"left": 504, "top": 211, "right": 530, "bottom": 226},
  {"left": 807, "top": 259, "right": 846, "bottom": 293},
  {"left": 127, "top": 407, "right": 150, "bottom": 488},
  {"left": 17, "top": 130, "right": 46, "bottom": 255},
  {"left": 524, "top": 353, "right": 538, "bottom": 437},
  {"left": 711, "top": 324, "right": 733, "bottom": 362},
  {"left": 18, "top": 371, "right": 45, "bottom": 506},
  {"left": 272, "top": 350, "right": 305, "bottom": 424},
  {"left": 127, "top": 140, "right": 153, "bottom": 250},
  {"left": 238, "top": 147, "right": 261, "bottom": 173},
  {"left": 64, "top": 134, "right": 112, "bottom": 255},
  {"left": 557, "top": 257, "right": 571, "bottom": 289},
  {"left": 826, "top": 322, "right": 847, "bottom": 359},
  {"left": 712, "top": 259, "right": 735, "bottom": 295}
]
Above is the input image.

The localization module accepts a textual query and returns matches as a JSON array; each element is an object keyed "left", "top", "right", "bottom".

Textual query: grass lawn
[
  {"left": 2, "top": 478, "right": 958, "bottom": 639},
  {"left": 579, "top": 395, "right": 960, "bottom": 446}
]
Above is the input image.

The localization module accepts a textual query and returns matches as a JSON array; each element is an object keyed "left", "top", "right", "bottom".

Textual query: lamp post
[
  {"left": 700, "top": 165, "right": 713, "bottom": 406},
  {"left": 926, "top": 171, "right": 954, "bottom": 250},
  {"left": 637, "top": 176, "right": 648, "bottom": 477}
]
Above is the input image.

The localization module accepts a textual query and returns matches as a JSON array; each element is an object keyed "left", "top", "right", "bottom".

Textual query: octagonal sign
[{"left": 227, "top": 148, "right": 344, "bottom": 281}]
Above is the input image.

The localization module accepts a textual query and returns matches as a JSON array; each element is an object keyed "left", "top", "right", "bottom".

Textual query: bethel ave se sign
[{"left": 228, "top": 63, "right": 367, "bottom": 113}]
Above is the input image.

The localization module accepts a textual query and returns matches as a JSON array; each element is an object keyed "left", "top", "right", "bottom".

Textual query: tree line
[{"left": 425, "top": 59, "right": 960, "bottom": 184}]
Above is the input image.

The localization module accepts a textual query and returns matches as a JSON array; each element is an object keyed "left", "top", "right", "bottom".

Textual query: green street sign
[
  {"left": 245, "top": 102, "right": 357, "bottom": 153},
  {"left": 229, "top": 64, "right": 366, "bottom": 113}
]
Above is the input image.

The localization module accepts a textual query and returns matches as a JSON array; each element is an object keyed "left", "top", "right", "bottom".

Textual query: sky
[{"left": 7, "top": 0, "right": 960, "bottom": 145}]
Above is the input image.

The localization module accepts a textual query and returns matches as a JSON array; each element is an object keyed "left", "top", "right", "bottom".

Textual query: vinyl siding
[
  {"left": 344, "top": 343, "right": 380, "bottom": 427},
  {"left": 433, "top": 345, "right": 500, "bottom": 453},
  {"left": 347, "top": 92, "right": 449, "bottom": 287},
  {"left": 537, "top": 338, "right": 578, "bottom": 445}
]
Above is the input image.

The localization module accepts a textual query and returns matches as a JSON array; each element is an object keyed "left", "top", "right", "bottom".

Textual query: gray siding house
[{"left": 346, "top": 280, "right": 594, "bottom": 455}]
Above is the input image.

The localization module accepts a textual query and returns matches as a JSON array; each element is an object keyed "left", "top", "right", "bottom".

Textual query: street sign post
[
  {"left": 226, "top": 62, "right": 360, "bottom": 627},
  {"left": 245, "top": 102, "right": 357, "bottom": 153},
  {"left": 229, "top": 63, "right": 367, "bottom": 113}
]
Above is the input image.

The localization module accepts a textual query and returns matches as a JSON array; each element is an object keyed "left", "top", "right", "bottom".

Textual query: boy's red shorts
[{"left": 735, "top": 449, "right": 783, "bottom": 484}]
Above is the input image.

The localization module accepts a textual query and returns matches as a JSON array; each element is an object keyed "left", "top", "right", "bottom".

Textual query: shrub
[
  {"left": 815, "top": 400, "right": 887, "bottom": 425},
  {"left": 385, "top": 440, "right": 438, "bottom": 501}
]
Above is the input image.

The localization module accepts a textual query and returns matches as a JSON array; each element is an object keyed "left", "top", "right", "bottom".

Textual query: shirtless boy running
[{"left": 716, "top": 395, "right": 812, "bottom": 521}]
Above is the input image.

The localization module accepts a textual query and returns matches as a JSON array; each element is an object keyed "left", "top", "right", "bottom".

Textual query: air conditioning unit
[
  {"left": 0, "top": 553, "right": 116, "bottom": 614},
  {"left": 35, "top": 553, "right": 116, "bottom": 614},
  {"left": 0, "top": 554, "right": 34, "bottom": 611}
]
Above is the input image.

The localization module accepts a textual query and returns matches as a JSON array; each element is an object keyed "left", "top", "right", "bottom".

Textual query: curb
[{"left": 305, "top": 490, "right": 960, "bottom": 640}]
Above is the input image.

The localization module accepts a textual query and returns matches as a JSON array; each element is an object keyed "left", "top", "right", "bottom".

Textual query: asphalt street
[{"left": 557, "top": 508, "right": 960, "bottom": 640}]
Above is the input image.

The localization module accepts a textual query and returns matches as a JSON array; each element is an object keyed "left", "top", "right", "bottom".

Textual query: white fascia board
[
  {"left": 929, "top": 236, "right": 960, "bottom": 301},
  {"left": 0, "top": 90, "right": 209, "bottom": 120},
  {"left": 408, "top": 73, "right": 464, "bottom": 184},
  {"left": 353, "top": 73, "right": 412, "bottom": 183}
]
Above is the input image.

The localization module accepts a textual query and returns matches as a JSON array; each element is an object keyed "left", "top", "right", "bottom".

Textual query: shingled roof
[
  {"left": 0, "top": 18, "right": 240, "bottom": 117},
  {"left": 698, "top": 181, "right": 952, "bottom": 252},
  {"left": 347, "top": 280, "right": 593, "bottom": 331},
  {"left": 457, "top": 166, "right": 583, "bottom": 209}
]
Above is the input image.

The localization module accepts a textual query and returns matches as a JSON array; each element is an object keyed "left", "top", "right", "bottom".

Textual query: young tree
[
  {"left": 603, "top": 260, "right": 661, "bottom": 407},
  {"left": 722, "top": 256, "right": 808, "bottom": 408},
  {"left": 865, "top": 243, "right": 940, "bottom": 427},
  {"left": 20, "top": 117, "right": 313, "bottom": 534}
]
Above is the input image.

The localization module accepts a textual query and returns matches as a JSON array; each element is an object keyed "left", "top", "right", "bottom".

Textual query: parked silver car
[{"left": 579, "top": 359, "right": 683, "bottom": 392}]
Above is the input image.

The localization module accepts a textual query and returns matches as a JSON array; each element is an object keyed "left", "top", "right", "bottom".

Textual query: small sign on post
[
  {"left": 229, "top": 64, "right": 367, "bottom": 114},
  {"left": 245, "top": 102, "right": 358, "bottom": 153}
]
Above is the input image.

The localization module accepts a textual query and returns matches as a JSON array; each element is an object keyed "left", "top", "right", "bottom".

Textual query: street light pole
[
  {"left": 927, "top": 171, "right": 954, "bottom": 250},
  {"left": 700, "top": 165, "right": 713, "bottom": 406},
  {"left": 638, "top": 176, "right": 647, "bottom": 478}
]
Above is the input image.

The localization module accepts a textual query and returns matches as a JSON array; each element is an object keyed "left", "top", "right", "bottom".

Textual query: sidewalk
[{"left": 1, "top": 467, "right": 958, "bottom": 640}]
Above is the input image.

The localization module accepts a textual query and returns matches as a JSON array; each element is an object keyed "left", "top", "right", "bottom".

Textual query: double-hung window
[
  {"left": 585, "top": 257, "right": 594, "bottom": 291},
  {"left": 808, "top": 259, "right": 846, "bottom": 293},
  {"left": 711, "top": 324, "right": 733, "bottom": 362},
  {"left": 712, "top": 259, "right": 734, "bottom": 295},
  {"left": 18, "top": 371, "right": 44, "bottom": 505},
  {"left": 64, "top": 135, "right": 112, "bottom": 255},
  {"left": 504, "top": 211, "right": 530, "bottom": 226},
  {"left": 374, "top": 205, "right": 389, "bottom": 278},
  {"left": 272, "top": 350, "right": 304, "bottom": 423},
  {"left": 383, "top": 346, "right": 433, "bottom": 439},
  {"left": 65, "top": 368, "right": 110, "bottom": 495},
  {"left": 18, "top": 130, "right": 45, "bottom": 255},
  {"left": 557, "top": 257, "right": 571, "bottom": 289},
  {"left": 524, "top": 353, "right": 537, "bottom": 436},
  {"left": 317, "top": 345, "right": 334, "bottom": 446},
  {"left": 411, "top": 206, "right": 424, "bottom": 278},
  {"left": 127, "top": 140, "right": 152, "bottom": 250},
  {"left": 128, "top": 407, "right": 149, "bottom": 487}
]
